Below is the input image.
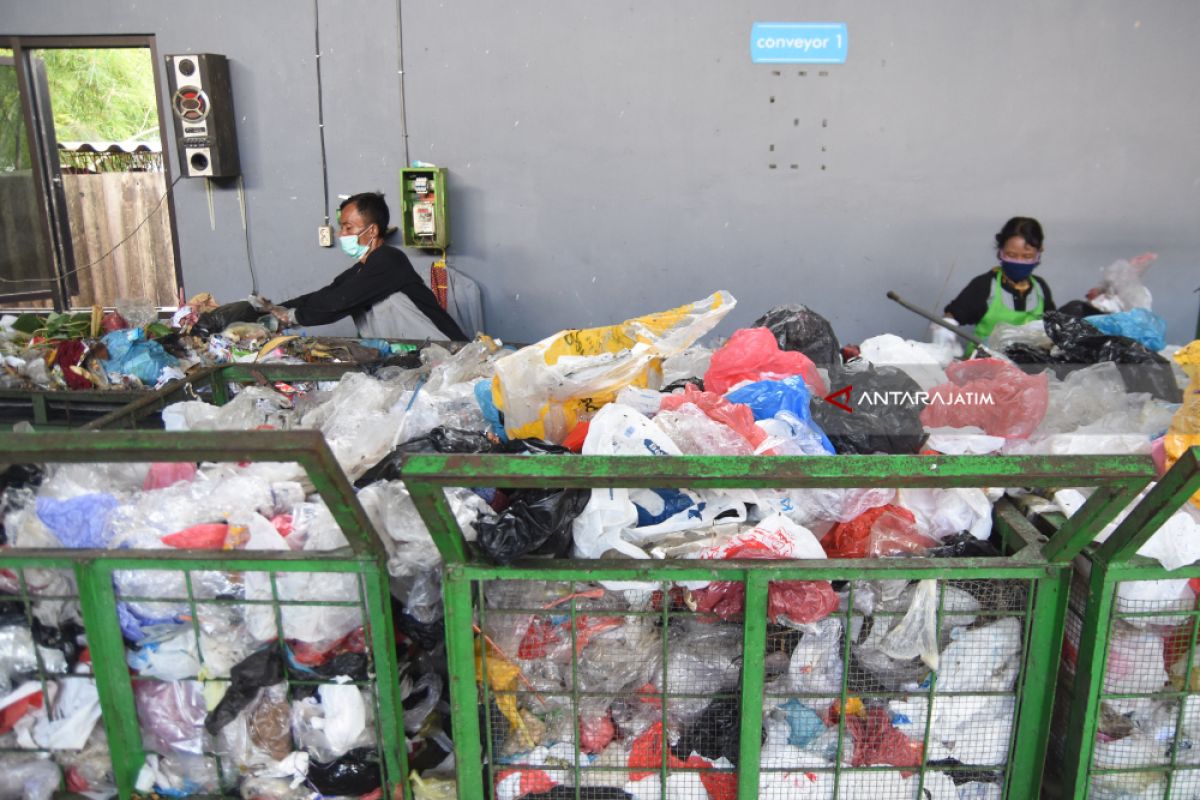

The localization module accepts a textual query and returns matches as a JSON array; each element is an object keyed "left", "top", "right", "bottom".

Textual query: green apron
[{"left": 969, "top": 270, "right": 1044, "bottom": 355}]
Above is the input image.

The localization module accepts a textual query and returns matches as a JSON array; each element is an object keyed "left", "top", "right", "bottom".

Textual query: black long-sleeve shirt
[
  {"left": 281, "top": 245, "right": 466, "bottom": 340},
  {"left": 944, "top": 268, "right": 1056, "bottom": 326}
]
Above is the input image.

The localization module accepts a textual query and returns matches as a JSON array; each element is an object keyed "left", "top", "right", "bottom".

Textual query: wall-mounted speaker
[{"left": 165, "top": 53, "right": 240, "bottom": 178}]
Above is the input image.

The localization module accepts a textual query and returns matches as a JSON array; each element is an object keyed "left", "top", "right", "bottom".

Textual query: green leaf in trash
[
  {"left": 11, "top": 313, "right": 42, "bottom": 335},
  {"left": 145, "top": 322, "right": 172, "bottom": 339}
]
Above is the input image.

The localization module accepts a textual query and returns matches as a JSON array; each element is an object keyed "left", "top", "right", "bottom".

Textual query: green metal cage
[
  {"left": 400, "top": 452, "right": 1156, "bottom": 800},
  {"left": 0, "top": 431, "right": 410, "bottom": 799},
  {"left": 1049, "top": 446, "right": 1200, "bottom": 799}
]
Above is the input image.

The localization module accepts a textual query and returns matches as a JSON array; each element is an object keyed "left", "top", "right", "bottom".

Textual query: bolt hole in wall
[{"left": 0, "top": 43, "right": 178, "bottom": 310}]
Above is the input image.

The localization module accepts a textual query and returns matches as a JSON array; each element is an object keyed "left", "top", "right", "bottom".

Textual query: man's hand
[{"left": 269, "top": 307, "right": 292, "bottom": 325}]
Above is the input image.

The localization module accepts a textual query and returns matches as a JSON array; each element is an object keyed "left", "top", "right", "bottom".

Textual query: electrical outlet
[{"left": 318, "top": 225, "right": 334, "bottom": 247}]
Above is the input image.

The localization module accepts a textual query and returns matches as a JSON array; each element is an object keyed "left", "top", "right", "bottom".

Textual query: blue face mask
[
  {"left": 338, "top": 228, "right": 371, "bottom": 260},
  {"left": 999, "top": 256, "right": 1039, "bottom": 282}
]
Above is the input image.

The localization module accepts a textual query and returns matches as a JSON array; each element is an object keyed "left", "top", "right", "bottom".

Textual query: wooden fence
[
  {"left": 0, "top": 170, "right": 177, "bottom": 309},
  {"left": 63, "top": 171, "right": 177, "bottom": 307}
]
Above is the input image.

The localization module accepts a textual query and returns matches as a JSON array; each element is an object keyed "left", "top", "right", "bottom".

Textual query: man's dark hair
[{"left": 340, "top": 192, "right": 390, "bottom": 237}]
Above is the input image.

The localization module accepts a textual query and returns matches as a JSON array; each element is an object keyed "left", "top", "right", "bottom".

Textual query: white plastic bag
[
  {"left": 788, "top": 617, "right": 844, "bottom": 698},
  {"left": 897, "top": 488, "right": 993, "bottom": 541},
  {"left": 859, "top": 333, "right": 950, "bottom": 391},
  {"left": 880, "top": 579, "right": 940, "bottom": 669},
  {"left": 571, "top": 404, "right": 682, "bottom": 560}
]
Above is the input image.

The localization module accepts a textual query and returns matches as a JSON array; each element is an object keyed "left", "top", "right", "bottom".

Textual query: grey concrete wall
[{"left": 3, "top": 0, "right": 1198, "bottom": 345}]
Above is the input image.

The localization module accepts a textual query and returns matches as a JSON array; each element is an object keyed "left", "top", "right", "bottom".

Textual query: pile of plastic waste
[
  {"left": 2, "top": 277, "right": 1197, "bottom": 798},
  {"left": 0, "top": 293, "right": 423, "bottom": 392}
]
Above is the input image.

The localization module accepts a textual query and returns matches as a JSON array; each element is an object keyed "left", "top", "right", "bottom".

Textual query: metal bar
[
  {"left": 453, "top": 559, "right": 1051, "bottom": 582},
  {"left": 443, "top": 566, "right": 484, "bottom": 800},
  {"left": 1165, "top": 605, "right": 1200, "bottom": 796},
  {"left": 362, "top": 563, "right": 410, "bottom": 800},
  {"left": 407, "top": 484, "right": 469, "bottom": 563},
  {"left": 993, "top": 497, "right": 1051, "bottom": 554},
  {"left": 0, "top": 549, "right": 368, "bottom": 568},
  {"left": 76, "top": 560, "right": 146, "bottom": 798},
  {"left": 80, "top": 365, "right": 222, "bottom": 430},
  {"left": 833, "top": 582, "right": 854, "bottom": 799},
  {"left": 1059, "top": 558, "right": 1119, "bottom": 799},
  {"left": 736, "top": 572, "right": 768, "bottom": 800},
  {"left": 1042, "top": 479, "right": 1158, "bottom": 562},
  {"left": 399, "top": 453, "right": 1154, "bottom": 490},
  {"left": 1006, "top": 567, "right": 1070, "bottom": 798},
  {"left": 477, "top": 581, "right": 497, "bottom": 800},
  {"left": 1095, "top": 446, "right": 1200, "bottom": 564},
  {"left": 0, "top": 430, "right": 387, "bottom": 560},
  {"left": 915, "top": 580, "right": 944, "bottom": 798}
]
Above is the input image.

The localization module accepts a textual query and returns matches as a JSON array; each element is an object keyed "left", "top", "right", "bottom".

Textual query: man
[{"left": 269, "top": 192, "right": 467, "bottom": 340}]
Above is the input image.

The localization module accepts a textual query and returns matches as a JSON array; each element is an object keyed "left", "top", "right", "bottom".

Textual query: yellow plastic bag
[
  {"left": 1165, "top": 340, "right": 1200, "bottom": 509},
  {"left": 492, "top": 291, "right": 736, "bottom": 442},
  {"left": 410, "top": 772, "right": 457, "bottom": 800}
]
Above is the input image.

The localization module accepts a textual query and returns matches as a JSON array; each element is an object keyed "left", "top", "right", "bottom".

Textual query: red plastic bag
[
  {"left": 162, "top": 522, "right": 229, "bottom": 549},
  {"left": 628, "top": 724, "right": 734, "bottom": 799},
  {"left": 704, "top": 327, "right": 827, "bottom": 396},
  {"left": 101, "top": 311, "right": 128, "bottom": 332},
  {"left": 847, "top": 706, "right": 923, "bottom": 769},
  {"left": 693, "top": 579, "right": 838, "bottom": 625},
  {"left": 823, "top": 505, "right": 934, "bottom": 559},
  {"left": 692, "top": 521, "right": 838, "bottom": 624},
  {"left": 579, "top": 713, "right": 615, "bottom": 754},
  {"left": 660, "top": 383, "right": 767, "bottom": 451},
  {"left": 919, "top": 358, "right": 1049, "bottom": 439},
  {"left": 55, "top": 340, "right": 93, "bottom": 390},
  {"left": 143, "top": 461, "right": 198, "bottom": 490}
]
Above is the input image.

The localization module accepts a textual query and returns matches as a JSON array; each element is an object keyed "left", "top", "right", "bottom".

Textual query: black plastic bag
[
  {"left": 287, "top": 651, "right": 370, "bottom": 700},
  {"left": 191, "top": 300, "right": 264, "bottom": 337},
  {"left": 1056, "top": 299, "right": 1104, "bottom": 319},
  {"left": 810, "top": 363, "right": 926, "bottom": 454},
  {"left": 355, "top": 427, "right": 496, "bottom": 486},
  {"left": 927, "top": 533, "right": 1001, "bottom": 559},
  {"left": 307, "top": 747, "right": 382, "bottom": 796},
  {"left": 523, "top": 789, "right": 635, "bottom": 800},
  {"left": 1042, "top": 312, "right": 1181, "bottom": 401},
  {"left": 205, "top": 647, "right": 284, "bottom": 734},
  {"left": 32, "top": 619, "right": 86, "bottom": 672},
  {"left": 498, "top": 438, "right": 572, "bottom": 455},
  {"left": 663, "top": 377, "right": 706, "bottom": 393},
  {"left": 753, "top": 304, "right": 841, "bottom": 370},
  {"left": 671, "top": 695, "right": 743, "bottom": 765},
  {"left": 475, "top": 489, "right": 589, "bottom": 564}
]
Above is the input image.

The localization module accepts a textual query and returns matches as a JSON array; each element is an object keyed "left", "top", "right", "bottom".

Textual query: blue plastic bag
[
  {"left": 474, "top": 379, "right": 508, "bottom": 441},
  {"left": 1084, "top": 308, "right": 1167, "bottom": 352},
  {"left": 101, "top": 327, "right": 179, "bottom": 384},
  {"left": 780, "top": 698, "right": 825, "bottom": 747},
  {"left": 101, "top": 327, "right": 143, "bottom": 361},
  {"left": 36, "top": 493, "right": 119, "bottom": 548},
  {"left": 726, "top": 375, "right": 815, "bottom": 421},
  {"left": 726, "top": 376, "right": 835, "bottom": 454}
]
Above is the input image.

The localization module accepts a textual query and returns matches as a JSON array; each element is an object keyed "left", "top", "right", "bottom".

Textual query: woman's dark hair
[
  {"left": 994, "top": 216, "right": 1044, "bottom": 250},
  {"left": 340, "top": 192, "right": 390, "bottom": 236}
]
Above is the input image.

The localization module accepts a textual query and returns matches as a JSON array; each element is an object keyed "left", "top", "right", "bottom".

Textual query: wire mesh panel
[
  {"left": 759, "top": 577, "right": 1031, "bottom": 799},
  {"left": 0, "top": 564, "right": 114, "bottom": 796},
  {"left": 111, "top": 564, "right": 397, "bottom": 798},
  {"left": 1060, "top": 577, "right": 1200, "bottom": 799},
  {"left": 476, "top": 579, "right": 743, "bottom": 800}
]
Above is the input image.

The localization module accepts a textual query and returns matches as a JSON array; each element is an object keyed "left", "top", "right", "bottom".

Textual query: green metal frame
[
  {"left": 0, "top": 430, "right": 409, "bottom": 800},
  {"left": 400, "top": 453, "right": 1156, "bottom": 800},
  {"left": 0, "top": 386, "right": 145, "bottom": 428},
  {"left": 1056, "top": 446, "right": 1200, "bottom": 799}
]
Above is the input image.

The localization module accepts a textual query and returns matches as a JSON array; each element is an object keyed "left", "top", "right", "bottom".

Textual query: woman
[{"left": 937, "top": 216, "right": 1056, "bottom": 354}]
